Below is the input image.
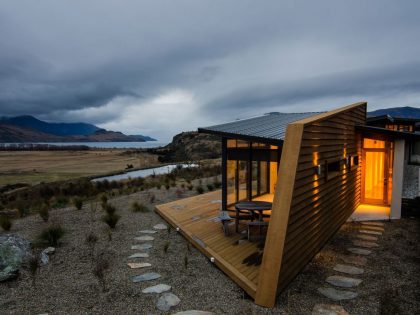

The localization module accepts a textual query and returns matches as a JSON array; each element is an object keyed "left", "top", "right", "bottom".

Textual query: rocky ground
[{"left": 1, "top": 180, "right": 419, "bottom": 314}]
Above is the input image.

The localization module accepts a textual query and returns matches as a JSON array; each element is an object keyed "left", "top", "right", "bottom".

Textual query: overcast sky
[{"left": 1, "top": 1, "right": 420, "bottom": 141}]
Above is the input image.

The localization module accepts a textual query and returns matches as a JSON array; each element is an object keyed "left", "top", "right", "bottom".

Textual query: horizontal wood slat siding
[
  {"left": 255, "top": 102, "right": 366, "bottom": 307},
  {"left": 278, "top": 103, "right": 366, "bottom": 293}
]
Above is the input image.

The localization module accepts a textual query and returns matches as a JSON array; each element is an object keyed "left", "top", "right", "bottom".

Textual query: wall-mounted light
[
  {"left": 345, "top": 156, "right": 351, "bottom": 168},
  {"left": 315, "top": 164, "right": 322, "bottom": 176}
]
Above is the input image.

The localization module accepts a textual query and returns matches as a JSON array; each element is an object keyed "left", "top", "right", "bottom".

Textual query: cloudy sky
[{"left": 1, "top": 1, "right": 420, "bottom": 141}]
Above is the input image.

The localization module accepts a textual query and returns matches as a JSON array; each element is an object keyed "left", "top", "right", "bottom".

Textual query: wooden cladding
[{"left": 256, "top": 102, "right": 367, "bottom": 307}]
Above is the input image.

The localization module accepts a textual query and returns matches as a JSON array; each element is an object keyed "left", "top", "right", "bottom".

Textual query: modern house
[{"left": 155, "top": 102, "right": 420, "bottom": 307}]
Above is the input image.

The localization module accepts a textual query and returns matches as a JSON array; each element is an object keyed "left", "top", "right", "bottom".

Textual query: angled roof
[{"left": 198, "top": 112, "right": 321, "bottom": 144}]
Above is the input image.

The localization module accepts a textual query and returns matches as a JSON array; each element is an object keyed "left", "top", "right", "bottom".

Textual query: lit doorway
[{"left": 361, "top": 138, "right": 393, "bottom": 205}]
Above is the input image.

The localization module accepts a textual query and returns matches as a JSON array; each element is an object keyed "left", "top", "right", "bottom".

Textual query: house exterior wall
[{"left": 256, "top": 102, "right": 366, "bottom": 307}]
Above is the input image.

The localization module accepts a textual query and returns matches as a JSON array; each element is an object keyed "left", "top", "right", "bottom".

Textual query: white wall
[{"left": 390, "top": 139, "right": 405, "bottom": 219}]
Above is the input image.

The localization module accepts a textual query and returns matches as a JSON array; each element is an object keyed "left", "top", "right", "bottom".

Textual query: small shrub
[
  {"left": 86, "top": 232, "right": 98, "bottom": 260},
  {"left": 39, "top": 224, "right": 65, "bottom": 246},
  {"left": 102, "top": 213, "right": 120, "bottom": 229},
  {"left": 196, "top": 186, "right": 204, "bottom": 194},
  {"left": 163, "top": 241, "right": 170, "bottom": 254},
  {"left": 165, "top": 184, "right": 170, "bottom": 190},
  {"left": 0, "top": 216, "right": 12, "bottom": 231},
  {"left": 92, "top": 254, "right": 110, "bottom": 292},
  {"left": 16, "top": 204, "right": 29, "bottom": 218},
  {"left": 206, "top": 184, "right": 214, "bottom": 191},
  {"left": 73, "top": 197, "right": 83, "bottom": 210},
  {"left": 131, "top": 201, "right": 150, "bottom": 213},
  {"left": 100, "top": 194, "right": 108, "bottom": 205},
  {"left": 175, "top": 189, "right": 183, "bottom": 198},
  {"left": 187, "top": 185, "right": 193, "bottom": 191},
  {"left": 213, "top": 180, "right": 222, "bottom": 189},
  {"left": 149, "top": 193, "right": 156, "bottom": 203},
  {"left": 103, "top": 203, "right": 116, "bottom": 216},
  {"left": 28, "top": 254, "right": 39, "bottom": 287},
  {"left": 167, "top": 225, "right": 172, "bottom": 234},
  {"left": 38, "top": 204, "right": 49, "bottom": 222}
]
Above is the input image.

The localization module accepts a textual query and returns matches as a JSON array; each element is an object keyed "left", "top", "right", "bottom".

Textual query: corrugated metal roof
[{"left": 198, "top": 112, "right": 321, "bottom": 142}]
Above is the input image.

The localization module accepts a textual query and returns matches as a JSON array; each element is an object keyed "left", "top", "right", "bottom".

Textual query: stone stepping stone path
[
  {"left": 134, "top": 235, "right": 155, "bottom": 241},
  {"left": 131, "top": 243, "right": 153, "bottom": 250},
  {"left": 317, "top": 287, "right": 358, "bottom": 301},
  {"left": 156, "top": 292, "right": 181, "bottom": 311},
  {"left": 139, "top": 229, "right": 157, "bottom": 234},
  {"left": 340, "top": 255, "right": 367, "bottom": 266},
  {"left": 174, "top": 311, "right": 215, "bottom": 315},
  {"left": 356, "top": 234, "right": 378, "bottom": 242},
  {"left": 128, "top": 253, "right": 149, "bottom": 259},
  {"left": 127, "top": 262, "right": 151, "bottom": 269},
  {"left": 347, "top": 247, "right": 372, "bottom": 256},
  {"left": 361, "top": 221, "right": 384, "bottom": 227},
  {"left": 132, "top": 272, "right": 161, "bottom": 283},
  {"left": 153, "top": 223, "right": 168, "bottom": 230},
  {"left": 359, "top": 229, "right": 382, "bottom": 236},
  {"left": 334, "top": 264, "right": 364, "bottom": 275},
  {"left": 326, "top": 275, "right": 362, "bottom": 288},
  {"left": 312, "top": 303, "right": 349, "bottom": 315},
  {"left": 352, "top": 240, "right": 379, "bottom": 248},
  {"left": 360, "top": 225, "right": 384, "bottom": 232},
  {"left": 142, "top": 284, "right": 172, "bottom": 294}
]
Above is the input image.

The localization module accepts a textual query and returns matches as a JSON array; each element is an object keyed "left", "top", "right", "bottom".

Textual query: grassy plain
[{"left": 0, "top": 150, "right": 159, "bottom": 186}]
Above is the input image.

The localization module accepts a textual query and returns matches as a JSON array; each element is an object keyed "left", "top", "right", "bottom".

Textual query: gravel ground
[{"left": 1, "top": 182, "right": 419, "bottom": 314}]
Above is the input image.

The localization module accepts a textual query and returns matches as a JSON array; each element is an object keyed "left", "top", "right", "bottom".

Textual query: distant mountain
[
  {"left": 368, "top": 106, "right": 420, "bottom": 119},
  {"left": 0, "top": 115, "right": 156, "bottom": 143},
  {"left": 0, "top": 115, "right": 100, "bottom": 136}
]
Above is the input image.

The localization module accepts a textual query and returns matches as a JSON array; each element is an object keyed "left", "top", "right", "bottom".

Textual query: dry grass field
[{"left": 0, "top": 150, "right": 159, "bottom": 186}]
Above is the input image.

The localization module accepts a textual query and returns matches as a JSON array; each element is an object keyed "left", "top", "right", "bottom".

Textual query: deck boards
[{"left": 155, "top": 190, "right": 263, "bottom": 298}]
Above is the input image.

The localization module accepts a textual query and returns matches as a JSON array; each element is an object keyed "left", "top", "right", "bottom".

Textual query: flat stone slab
[
  {"left": 312, "top": 303, "right": 349, "bottom": 315},
  {"left": 347, "top": 247, "right": 372, "bottom": 255},
  {"left": 156, "top": 293, "right": 181, "bottom": 311},
  {"left": 139, "top": 230, "right": 157, "bottom": 234},
  {"left": 340, "top": 255, "right": 367, "bottom": 266},
  {"left": 326, "top": 275, "right": 362, "bottom": 288},
  {"left": 153, "top": 223, "right": 168, "bottom": 230},
  {"left": 361, "top": 221, "right": 385, "bottom": 227},
  {"left": 131, "top": 243, "right": 153, "bottom": 250},
  {"left": 174, "top": 311, "right": 215, "bottom": 315},
  {"left": 360, "top": 225, "right": 384, "bottom": 232},
  {"left": 318, "top": 287, "right": 358, "bottom": 301},
  {"left": 128, "top": 253, "right": 149, "bottom": 259},
  {"left": 132, "top": 272, "right": 161, "bottom": 283},
  {"left": 334, "top": 264, "right": 364, "bottom": 275},
  {"left": 353, "top": 240, "right": 379, "bottom": 248},
  {"left": 134, "top": 236, "right": 155, "bottom": 241},
  {"left": 360, "top": 229, "right": 382, "bottom": 235},
  {"left": 356, "top": 234, "right": 378, "bottom": 242},
  {"left": 142, "top": 284, "right": 172, "bottom": 294},
  {"left": 127, "top": 262, "right": 151, "bottom": 269}
]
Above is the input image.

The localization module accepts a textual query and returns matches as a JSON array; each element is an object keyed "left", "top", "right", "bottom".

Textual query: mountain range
[
  {"left": 368, "top": 106, "right": 420, "bottom": 118},
  {"left": 0, "top": 115, "right": 155, "bottom": 143}
]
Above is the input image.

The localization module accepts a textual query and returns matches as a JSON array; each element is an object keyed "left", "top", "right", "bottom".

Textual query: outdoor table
[{"left": 234, "top": 201, "right": 272, "bottom": 233}]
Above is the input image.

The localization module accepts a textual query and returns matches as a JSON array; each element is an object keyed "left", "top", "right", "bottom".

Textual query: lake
[
  {"left": 92, "top": 163, "right": 198, "bottom": 182},
  {"left": 1, "top": 141, "right": 168, "bottom": 149}
]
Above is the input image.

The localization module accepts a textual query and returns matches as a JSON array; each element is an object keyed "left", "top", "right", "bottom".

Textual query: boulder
[
  {"left": 0, "top": 234, "right": 31, "bottom": 282},
  {"left": 156, "top": 293, "right": 180, "bottom": 311}
]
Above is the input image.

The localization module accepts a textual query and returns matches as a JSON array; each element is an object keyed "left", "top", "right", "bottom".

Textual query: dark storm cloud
[{"left": 0, "top": 0, "right": 420, "bottom": 139}]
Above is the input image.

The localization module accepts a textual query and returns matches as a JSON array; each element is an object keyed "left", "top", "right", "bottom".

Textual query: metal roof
[{"left": 198, "top": 112, "right": 321, "bottom": 143}]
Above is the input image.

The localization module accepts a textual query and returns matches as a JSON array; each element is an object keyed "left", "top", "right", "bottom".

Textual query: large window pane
[{"left": 227, "top": 160, "right": 237, "bottom": 206}]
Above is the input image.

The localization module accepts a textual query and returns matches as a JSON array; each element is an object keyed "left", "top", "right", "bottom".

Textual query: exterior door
[{"left": 362, "top": 138, "right": 391, "bottom": 205}]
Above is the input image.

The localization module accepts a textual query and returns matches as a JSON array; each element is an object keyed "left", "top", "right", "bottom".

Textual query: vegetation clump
[
  {"left": 38, "top": 204, "right": 49, "bottom": 222},
  {"left": 39, "top": 223, "right": 65, "bottom": 246},
  {"left": 0, "top": 215, "right": 12, "bottom": 231},
  {"left": 196, "top": 186, "right": 204, "bottom": 194},
  {"left": 206, "top": 183, "right": 214, "bottom": 191},
  {"left": 131, "top": 201, "right": 149, "bottom": 213},
  {"left": 73, "top": 197, "right": 83, "bottom": 210},
  {"left": 102, "top": 203, "right": 120, "bottom": 229}
]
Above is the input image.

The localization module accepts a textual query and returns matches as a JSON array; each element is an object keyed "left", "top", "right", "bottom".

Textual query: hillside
[
  {"left": 0, "top": 115, "right": 156, "bottom": 142},
  {"left": 148, "top": 131, "right": 221, "bottom": 162},
  {"left": 368, "top": 106, "right": 420, "bottom": 118}
]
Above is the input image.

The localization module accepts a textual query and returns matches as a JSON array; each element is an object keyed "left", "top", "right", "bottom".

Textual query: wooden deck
[{"left": 155, "top": 190, "right": 271, "bottom": 298}]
